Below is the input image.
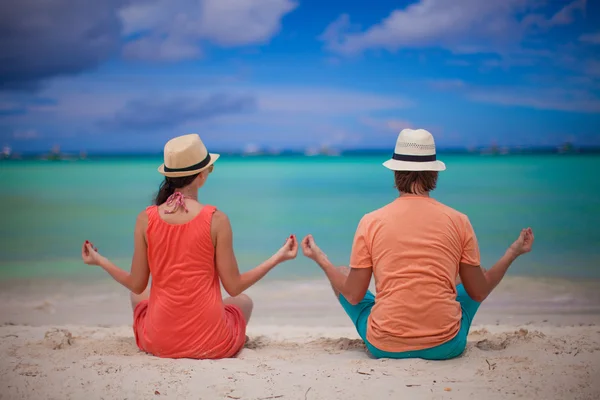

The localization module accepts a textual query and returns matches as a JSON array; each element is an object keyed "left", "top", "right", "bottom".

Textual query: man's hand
[
  {"left": 301, "top": 235, "right": 327, "bottom": 263},
  {"left": 507, "top": 228, "right": 534, "bottom": 258}
]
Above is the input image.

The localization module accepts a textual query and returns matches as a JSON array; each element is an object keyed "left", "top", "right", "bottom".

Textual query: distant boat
[
  {"left": 304, "top": 147, "right": 319, "bottom": 156},
  {"left": 1, "top": 146, "right": 11, "bottom": 159},
  {"left": 242, "top": 144, "right": 263, "bottom": 156},
  {"left": 557, "top": 142, "right": 576, "bottom": 154},
  {"left": 480, "top": 143, "right": 501, "bottom": 155},
  {"left": 304, "top": 145, "right": 340, "bottom": 157},
  {"left": 43, "top": 144, "right": 64, "bottom": 161}
]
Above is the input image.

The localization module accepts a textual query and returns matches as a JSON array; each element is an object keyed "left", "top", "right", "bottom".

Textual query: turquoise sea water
[{"left": 1, "top": 155, "right": 599, "bottom": 280}]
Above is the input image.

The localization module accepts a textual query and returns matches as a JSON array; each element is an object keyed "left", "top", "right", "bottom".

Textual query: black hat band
[
  {"left": 164, "top": 153, "right": 211, "bottom": 172},
  {"left": 392, "top": 153, "right": 437, "bottom": 162}
]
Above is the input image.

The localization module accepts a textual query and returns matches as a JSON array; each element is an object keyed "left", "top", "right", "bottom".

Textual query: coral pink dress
[{"left": 133, "top": 205, "right": 246, "bottom": 359}]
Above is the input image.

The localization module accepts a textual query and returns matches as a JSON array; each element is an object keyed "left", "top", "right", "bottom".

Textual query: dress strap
[
  {"left": 201, "top": 205, "right": 218, "bottom": 219},
  {"left": 145, "top": 205, "right": 159, "bottom": 219},
  {"left": 144, "top": 205, "right": 159, "bottom": 232}
]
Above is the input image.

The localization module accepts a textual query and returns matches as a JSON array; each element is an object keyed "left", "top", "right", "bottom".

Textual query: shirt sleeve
[
  {"left": 349, "top": 216, "right": 373, "bottom": 269},
  {"left": 461, "top": 216, "right": 481, "bottom": 267}
]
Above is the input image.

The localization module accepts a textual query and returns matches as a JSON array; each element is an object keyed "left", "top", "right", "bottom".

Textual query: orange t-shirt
[{"left": 350, "top": 195, "right": 480, "bottom": 352}]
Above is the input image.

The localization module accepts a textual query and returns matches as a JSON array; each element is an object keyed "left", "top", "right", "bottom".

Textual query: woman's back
[
  {"left": 135, "top": 203, "right": 246, "bottom": 359},
  {"left": 82, "top": 133, "right": 296, "bottom": 360}
]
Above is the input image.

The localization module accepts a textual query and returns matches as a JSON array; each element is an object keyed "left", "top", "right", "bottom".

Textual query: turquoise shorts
[{"left": 339, "top": 283, "right": 480, "bottom": 360}]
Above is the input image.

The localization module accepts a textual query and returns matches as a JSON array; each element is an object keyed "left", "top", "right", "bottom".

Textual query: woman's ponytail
[
  {"left": 155, "top": 178, "right": 175, "bottom": 205},
  {"left": 154, "top": 173, "right": 201, "bottom": 205}
]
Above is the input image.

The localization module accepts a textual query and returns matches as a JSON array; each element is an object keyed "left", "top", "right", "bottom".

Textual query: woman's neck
[{"left": 175, "top": 188, "right": 198, "bottom": 200}]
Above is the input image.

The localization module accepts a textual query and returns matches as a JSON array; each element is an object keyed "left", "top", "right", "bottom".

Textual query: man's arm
[
  {"left": 459, "top": 228, "right": 534, "bottom": 302},
  {"left": 315, "top": 256, "right": 372, "bottom": 304},
  {"left": 459, "top": 251, "right": 517, "bottom": 302},
  {"left": 302, "top": 234, "right": 372, "bottom": 304}
]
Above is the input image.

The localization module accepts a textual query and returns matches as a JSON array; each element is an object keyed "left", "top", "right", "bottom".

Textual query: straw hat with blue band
[
  {"left": 158, "top": 134, "right": 220, "bottom": 178},
  {"left": 383, "top": 129, "right": 446, "bottom": 172}
]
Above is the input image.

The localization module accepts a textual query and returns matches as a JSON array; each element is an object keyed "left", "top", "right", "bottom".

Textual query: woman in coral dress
[{"left": 81, "top": 134, "right": 298, "bottom": 359}]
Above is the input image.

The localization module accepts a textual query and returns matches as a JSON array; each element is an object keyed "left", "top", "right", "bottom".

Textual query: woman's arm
[
  {"left": 82, "top": 211, "right": 150, "bottom": 294},
  {"left": 212, "top": 211, "right": 297, "bottom": 297}
]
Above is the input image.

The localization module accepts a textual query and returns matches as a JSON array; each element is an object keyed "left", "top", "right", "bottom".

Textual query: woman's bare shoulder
[
  {"left": 136, "top": 209, "right": 149, "bottom": 223},
  {"left": 212, "top": 209, "right": 230, "bottom": 229}
]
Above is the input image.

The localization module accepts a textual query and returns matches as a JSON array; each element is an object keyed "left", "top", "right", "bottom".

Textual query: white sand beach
[{"left": 1, "top": 277, "right": 600, "bottom": 400}]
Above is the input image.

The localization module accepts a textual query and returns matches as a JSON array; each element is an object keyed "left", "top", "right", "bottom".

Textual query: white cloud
[
  {"left": 321, "top": 0, "right": 534, "bottom": 55},
  {"left": 0, "top": 102, "right": 20, "bottom": 112},
  {"left": 521, "top": 0, "right": 586, "bottom": 29},
  {"left": 446, "top": 59, "right": 471, "bottom": 67},
  {"left": 256, "top": 88, "right": 410, "bottom": 114},
  {"left": 123, "top": 35, "right": 202, "bottom": 61},
  {"left": 13, "top": 129, "right": 40, "bottom": 140},
  {"left": 427, "top": 79, "right": 466, "bottom": 90},
  {"left": 427, "top": 76, "right": 600, "bottom": 113},
  {"left": 580, "top": 32, "right": 600, "bottom": 44},
  {"left": 468, "top": 87, "right": 600, "bottom": 113},
  {"left": 196, "top": 0, "right": 297, "bottom": 46},
  {"left": 545, "top": 0, "right": 586, "bottom": 26},
  {"left": 121, "top": 0, "right": 297, "bottom": 61},
  {"left": 321, "top": 0, "right": 585, "bottom": 56},
  {"left": 30, "top": 79, "right": 412, "bottom": 124},
  {"left": 359, "top": 116, "right": 412, "bottom": 133},
  {"left": 585, "top": 60, "right": 600, "bottom": 77}
]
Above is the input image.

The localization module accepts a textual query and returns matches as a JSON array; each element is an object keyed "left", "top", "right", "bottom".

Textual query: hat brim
[
  {"left": 158, "top": 153, "right": 220, "bottom": 178},
  {"left": 383, "top": 159, "right": 446, "bottom": 172}
]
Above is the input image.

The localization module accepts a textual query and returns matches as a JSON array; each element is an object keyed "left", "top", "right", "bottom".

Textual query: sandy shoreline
[{"left": 1, "top": 276, "right": 600, "bottom": 399}]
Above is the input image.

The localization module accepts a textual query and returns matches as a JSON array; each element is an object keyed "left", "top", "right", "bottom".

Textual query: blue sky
[{"left": 1, "top": 0, "right": 599, "bottom": 153}]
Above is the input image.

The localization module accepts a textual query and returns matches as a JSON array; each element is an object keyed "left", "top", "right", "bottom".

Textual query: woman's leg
[
  {"left": 130, "top": 288, "right": 149, "bottom": 311},
  {"left": 224, "top": 294, "right": 254, "bottom": 324}
]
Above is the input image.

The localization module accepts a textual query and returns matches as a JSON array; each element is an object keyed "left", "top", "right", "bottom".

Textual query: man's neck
[{"left": 399, "top": 191, "right": 430, "bottom": 198}]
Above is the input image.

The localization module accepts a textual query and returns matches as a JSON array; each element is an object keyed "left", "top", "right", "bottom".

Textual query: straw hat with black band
[
  {"left": 158, "top": 134, "right": 220, "bottom": 178},
  {"left": 383, "top": 128, "right": 446, "bottom": 172}
]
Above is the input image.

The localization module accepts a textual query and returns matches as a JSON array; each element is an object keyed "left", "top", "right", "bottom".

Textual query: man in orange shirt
[{"left": 301, "top": 129, "right": 534, "bottom": 359}]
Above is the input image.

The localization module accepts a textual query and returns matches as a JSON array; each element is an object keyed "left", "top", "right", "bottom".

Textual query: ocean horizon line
[{"left": 2, "top": 145, "right": 600, "bottom": 160}]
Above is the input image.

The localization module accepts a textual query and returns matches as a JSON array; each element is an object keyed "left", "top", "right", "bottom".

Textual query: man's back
[
  {"left": 305, "top": 128, "right": 532, "bottom": 360},
  {"left": 350, "top": 195, "right": 480, "bottom": 352}
]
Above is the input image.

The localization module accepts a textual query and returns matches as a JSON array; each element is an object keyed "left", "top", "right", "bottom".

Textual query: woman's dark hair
[
  {"left": 394, "top": 171, "right": 438, "bottom": 194},
  {"left": 154, "top": 174, "right": 200, "bottom": 205}
]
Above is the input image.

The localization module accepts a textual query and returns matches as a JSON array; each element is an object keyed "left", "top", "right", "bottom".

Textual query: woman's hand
[
  {"left": 273, "top": 235, "right": 298, "bottom": 263},
  {"left": 301, "top": 234, "right": 327, "bottom": 263},
  {"left": 507, "top": 228, "right": 534, "bottom": 258},
  {"left": 81, "top": 240, "right": 104, "bottom": 266}
]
